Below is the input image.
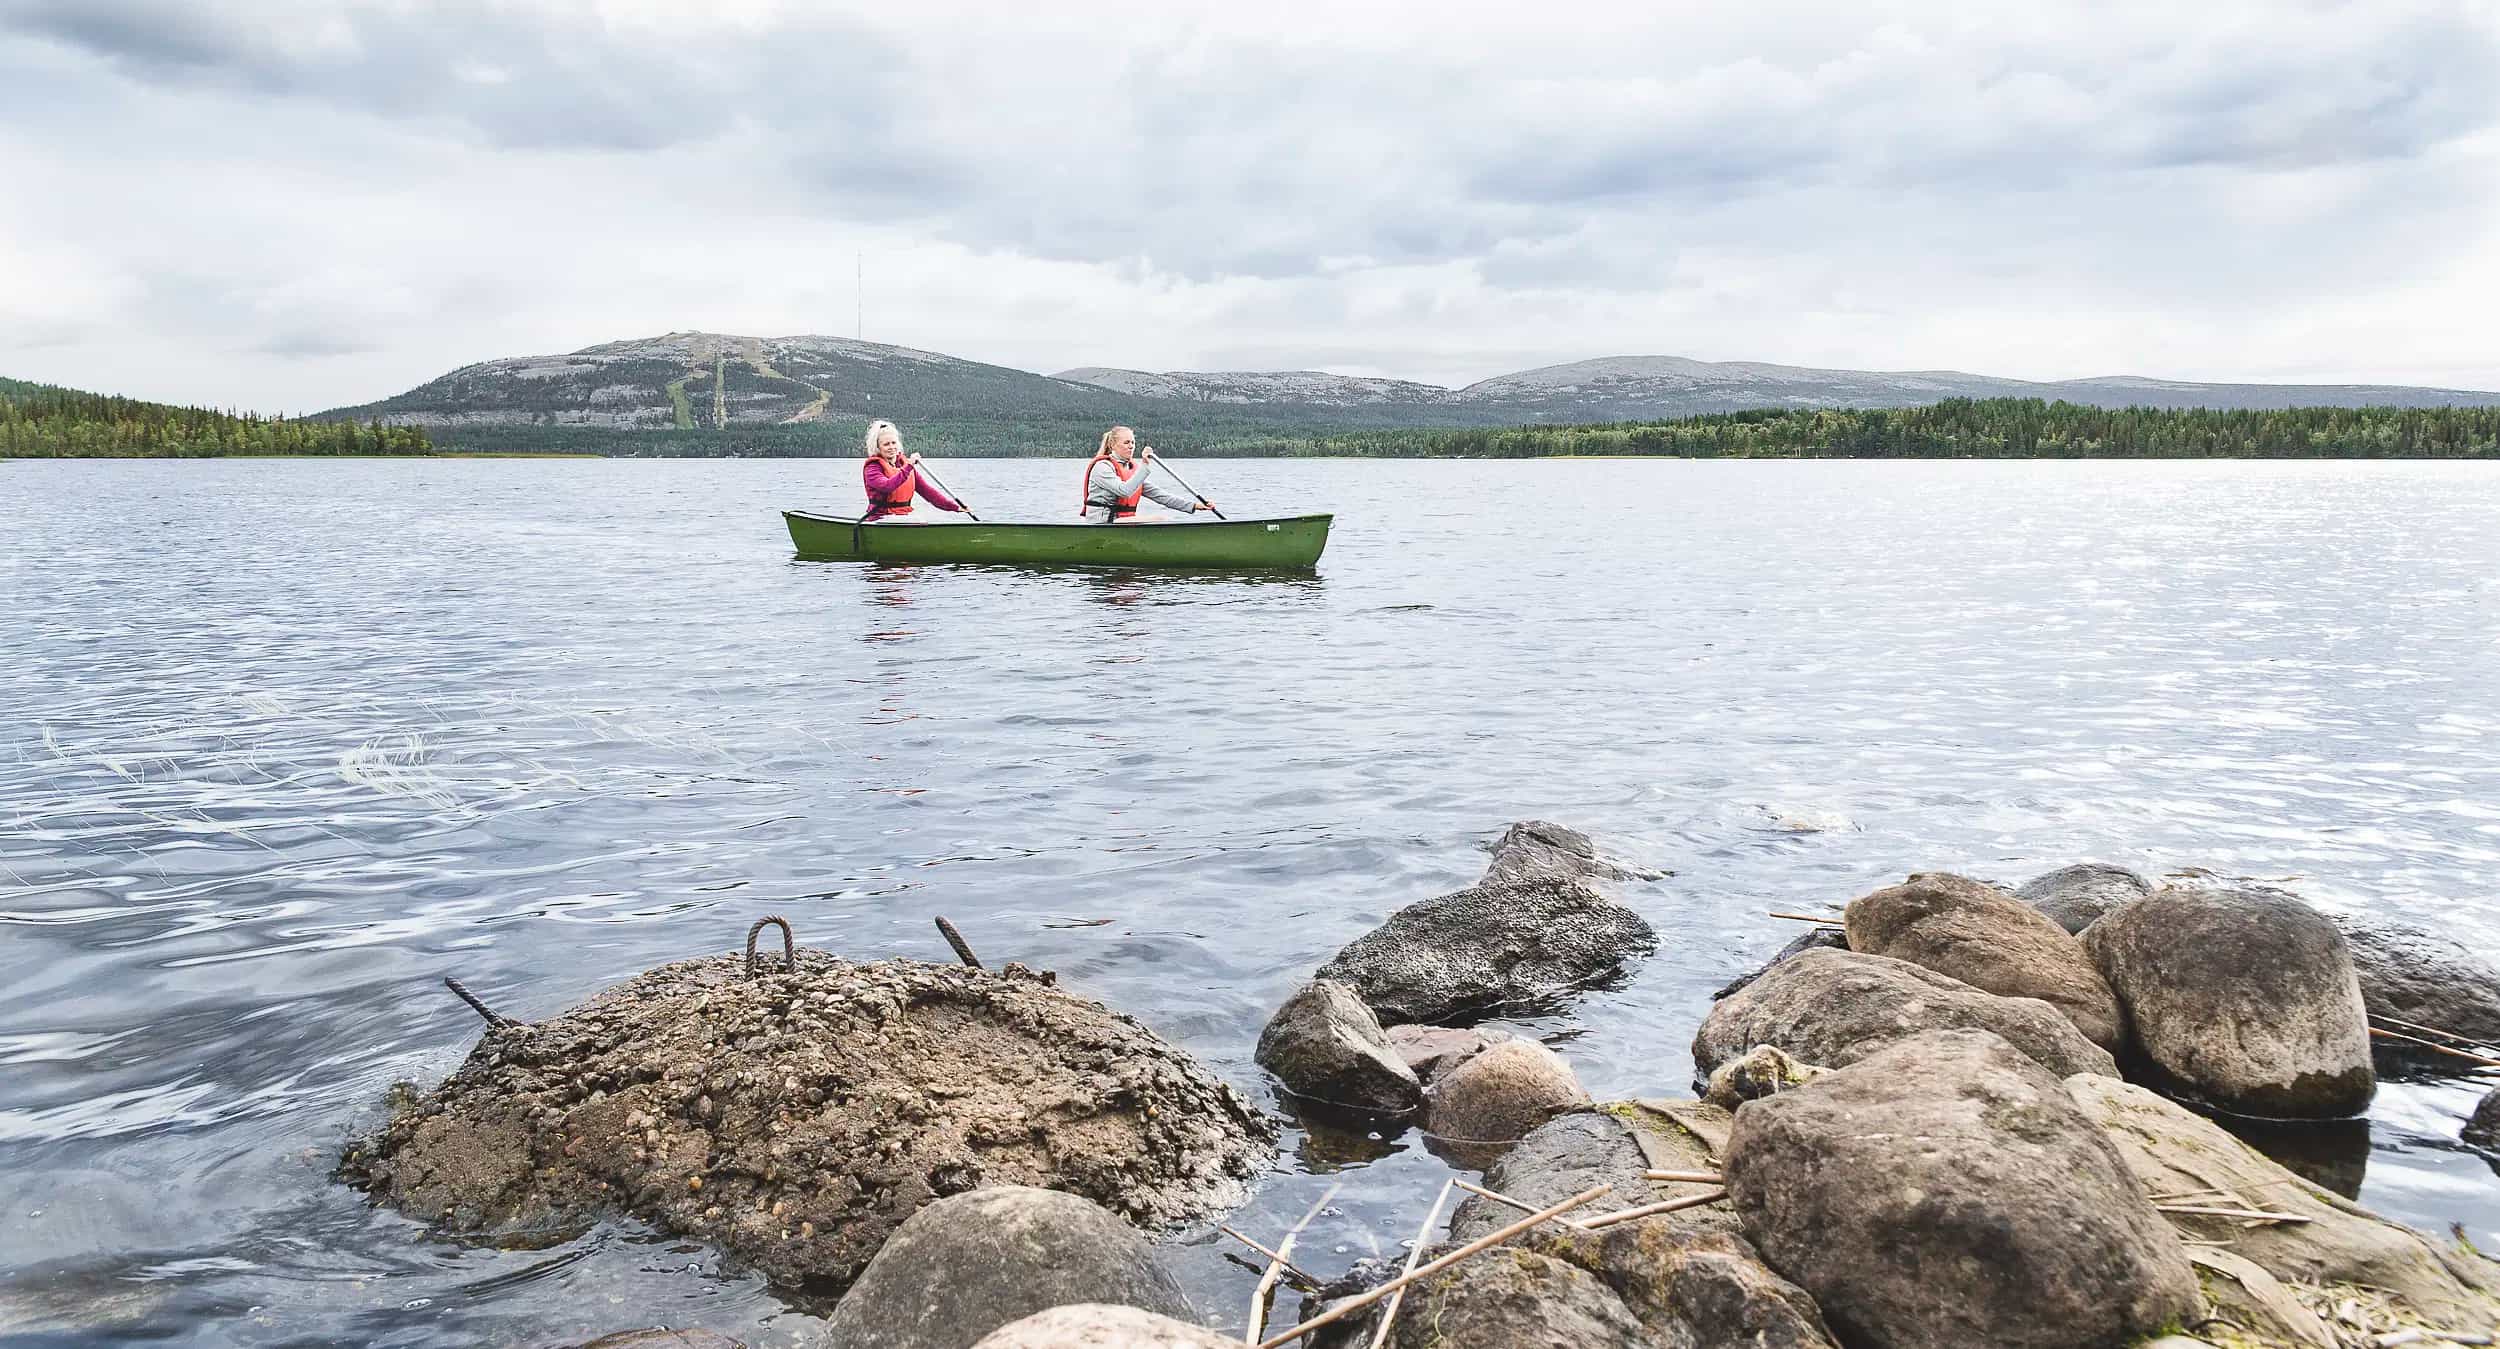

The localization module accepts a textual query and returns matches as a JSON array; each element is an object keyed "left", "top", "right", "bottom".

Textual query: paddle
[
  {"left": 1145, "top": 452, "right": 1224, "bottom": 519},
  {"left": 909, "top": 456, "right": 979, "bottom": 522}
]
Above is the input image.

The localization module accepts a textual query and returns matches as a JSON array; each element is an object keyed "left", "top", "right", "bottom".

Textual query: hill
[
  {"left": 319, "top": 332, "right": 2500, "bottom": 455},
  {"left": 1063, "top": 354, "right": 2500, "bottom": 420}
]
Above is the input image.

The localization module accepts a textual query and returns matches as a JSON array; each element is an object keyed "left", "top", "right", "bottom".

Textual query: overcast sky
[{"left": 3, "top": 0, "right": 2496, "bottom": 412}]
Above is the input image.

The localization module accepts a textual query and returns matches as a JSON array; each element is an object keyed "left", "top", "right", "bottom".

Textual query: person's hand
[
  {"left": 907, "top": 452, "right": 922, "bottom": 465},
  {"left": 1140, "top": 446, "right": 1156, "bottom": 460},
  {"left": 1195, "top": 500, "right": 1215, "bottom": 512}
]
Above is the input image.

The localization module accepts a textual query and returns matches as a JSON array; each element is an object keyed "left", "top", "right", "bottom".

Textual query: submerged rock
[
  {"left": 1421, "top": 1038, "right": 1589, "bottom": 1168},
  {"left": 969, "top": 1305, "right": 1237, "bottom": 1349},
  {"left": 1702, "top": 1045, "right": 1828, "bottom": 1108},
  {"left": 820, "top": 1186, "right": 1192, "bottom": 1349},
  {"left": 1711, "top": 927, "right": 1847, "bottom": 1002},
  {"left": 1845, "top": 872, "right": 2128, "bottom": 1054},
  {"left": 1254, "top": 981, "right": 1421, "bottom": 1116},
  {"left": 1480, "top": 820, "right": 1660, "bottom": 887},
  {"left": 2081, "top": 885, "right": 2375, "bottom": 1118},
  {"left": 1314, "top": 876, "right": 1655, "bottom": 1025},
  {"left": 2333, "top": 916, "right": 2500, "bottom": 1075},
  {"left": 1726, "top": 1030, "right": 2198, "bottom": 1349},
  {"left": 2471, "top": 1089, "right": 2500, "bottom": 1149},
  {"left": 1383, "top": 1024, "right": 1511, "bottom": 1085},
  {"left": 2067, "top": 1073, "right": 2500, "bottom": 1333},
  {"left": 574, "top": 1332, "right": 744, "bottom": 1349},
  {"left": 1693, "top": 948, "right": 2117, "bottom": 1082},
  {"left": 338, "top": 950, "right": 1271, "bottom": 1294},
  {"left": 1448, "top": 1102, "right": 1736, "bottom": 1244},
  {"left": 2015, "top": 862, "right": 2153, "bottom": 934}
]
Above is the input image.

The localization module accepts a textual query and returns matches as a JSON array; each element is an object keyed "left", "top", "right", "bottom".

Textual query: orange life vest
[
  {"left": 1080, "top": 453, "right": 1146, "bottom": 518},
  {"left": 868, "top": 455, "right": 917, "bottom": 516}
]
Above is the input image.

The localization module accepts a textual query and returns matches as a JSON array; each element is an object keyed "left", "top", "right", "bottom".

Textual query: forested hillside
[
  {"left": 1213, "top": 400, "right": 2500, "bottom": 459},
  {"left": 2, "top": 379, "right": 430, "bottom": 457}
]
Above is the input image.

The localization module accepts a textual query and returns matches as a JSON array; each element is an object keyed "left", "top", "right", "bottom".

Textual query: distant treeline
[
  {"left": 1211, "top": 399, "right": 2500, "bottom": 459},
  {"left": 0, "top": 379, "right": 432, "bottom": 457},
  {"left": 419, "top": 416, "right": 1256, "bottom": 458}
]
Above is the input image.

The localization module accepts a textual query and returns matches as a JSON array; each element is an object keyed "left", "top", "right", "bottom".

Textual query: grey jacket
[{"left": 1084, "top": 457, "right": 1197, "bottom": 523}]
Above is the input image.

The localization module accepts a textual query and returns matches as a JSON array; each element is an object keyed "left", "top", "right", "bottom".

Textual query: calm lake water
[{"left": 4, "top": 457, "right": 2497, "bottom": 1346}]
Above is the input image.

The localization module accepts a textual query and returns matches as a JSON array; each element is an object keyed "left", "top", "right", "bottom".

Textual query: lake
[{"left": 3, "top": 457, "right": 2496, "bottom": 1346}]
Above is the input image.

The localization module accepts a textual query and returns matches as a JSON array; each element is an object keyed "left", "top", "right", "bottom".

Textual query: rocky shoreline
[{"left": 341, "top": 825, "right": 2500, "bottom": 1348}]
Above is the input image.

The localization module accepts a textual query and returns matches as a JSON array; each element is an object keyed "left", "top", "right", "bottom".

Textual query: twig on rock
[
  {"left": 1368, "top": 1179, "right": 1455, "bottom": 1349},
  {"left": 1640, "top": 1169, "right": 1725, "bottom": 1184},
  {"left": 1766, "top": 911, "right": 1845, "bottom": 926},
  {"left": 1246, "top": 1183, "right": 1340, "bottom": 1344},
  {"left": 2369, "top": 1025, "right": 2500, "bottom": 1069},
  {"left": 1253, "top": 1184, "right": 1612, "bottom": 1348},
  {"left": 1452, "top": 1179, "right": 1593, "bottom": 1231},
  {"left": 1579, "top": 1188, "right": 1730, "bottom": 1231},
  {"left": 2371, "top": 1013, "right": 2500, "bottom": 1053},
  {"left": 2155, "top": 1202, "right": 2313, "bottom": 1225}
]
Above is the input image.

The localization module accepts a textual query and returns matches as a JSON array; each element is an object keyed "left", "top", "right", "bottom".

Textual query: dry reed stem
[
  {"left": 1579, "top": 1188, "right": 1731, "bottom": 1231},
  {"left": 1246, "top": 1183, "right": 1340, "bottom": 1344},
  {"left": 1367, "top": 1179, "right": 1455, "bottom": 1349},
  {"left": 2155, "top": 1202, "right": 2313, "bottom": 1224},
  {"left": 1452, "top": 1178, "right": 1592, "bottom": 1231},
  {"left": 1253, "top": 1184, "right": 1612, "bottom": 1348}
]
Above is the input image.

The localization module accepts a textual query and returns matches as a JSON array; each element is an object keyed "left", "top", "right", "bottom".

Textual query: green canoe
[{"left": 783, "top": 511, "right": 1332, "bottom": 569}]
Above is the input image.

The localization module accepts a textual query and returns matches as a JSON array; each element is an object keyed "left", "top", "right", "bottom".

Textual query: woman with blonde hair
[
  {"left": 860, "top": 420, "right": 966, "bottom": 522},
  {"left": 1079, "top": 425, "right": 1213, "bottom": 523}
]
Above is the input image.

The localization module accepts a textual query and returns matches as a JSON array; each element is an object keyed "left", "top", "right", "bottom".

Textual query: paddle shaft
[
  {"left": 909, "top": 459, "right": 978, "bottom": 521},
  {"left": 1147, "top": 455, "right": 1224, "bottom": 519}
]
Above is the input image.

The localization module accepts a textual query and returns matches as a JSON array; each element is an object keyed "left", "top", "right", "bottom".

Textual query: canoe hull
[{"left": 783, "top": 511, "right": 1332, "bottom": 569}]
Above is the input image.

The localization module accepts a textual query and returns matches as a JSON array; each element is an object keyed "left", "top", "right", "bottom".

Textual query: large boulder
[
  {"left": 969, "top": 1305, "right": 1237, "bottom": 1349},
  {"left": 1712, "top": 927, "right": 1848, "bottom": 1002},
  {"left": 2080, "top": 885, "right": 2375, "bottom": 1118},
  {"left": 1378, "top": 1243, "right": 1652, "bottom": 1349},
  {"left": 1254, "top": 981, "right": 1421, "bottom": 1115},
  {"left": 1725, "top": 1030, "right": 2198, "bottom": 1349},
  {"left": 1844, "top": 872, "right": 2128, "bottom": 1053},
  {"left": 2016, "top": 863, "right": 2153, "bottom": 934},
  {"left": 1314, "top": 877, "right": 1655, "bottom": 1025},
  {"left": 338, "top": 952, "right": 1271, "bottom": 1294},
  {"left": 1383, "top": 1024, "right": 1510, "bottom": 1084},
  {"left": 1372, "top": 1225, "right": 1836, "bottom": 1349},
  {"left": 819, "top": 1186, "right": 1192, "bottom": 1349},
  {"left": 2067, "top": 1073, "right": 2500, "bottom": 1333},
  {"left": 1421, "top": 1039, "right": 1590, "bottom": 1168},
  {"left": 1480, "top": 820, "right": 1659, "bottom": 887},
  {"left": 1693, "top": 949, "right": 2117, "bottom": 1082},
  {"left": 2470, "top": 1089, "right": 2500, "bottom": 1149},
  {"left": 2333, "top": 916, "right": 2500, "bottom": 1074}
]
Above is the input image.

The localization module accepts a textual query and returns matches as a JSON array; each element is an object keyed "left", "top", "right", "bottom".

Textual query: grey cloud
[{"left": 2, "top": 0, "right": 898, "bottom": 153}]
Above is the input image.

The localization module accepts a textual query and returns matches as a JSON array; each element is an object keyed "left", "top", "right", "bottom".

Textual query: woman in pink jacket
[{"left": 860, "top": 420, "right": 966, "bottom": 522}]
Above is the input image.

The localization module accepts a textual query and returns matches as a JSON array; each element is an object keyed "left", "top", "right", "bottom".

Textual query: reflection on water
[{"left": 3, "top": 457, "right": 2498, "bottom": 1345}]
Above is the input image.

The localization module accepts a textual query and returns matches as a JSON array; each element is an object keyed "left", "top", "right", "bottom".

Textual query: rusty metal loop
[
  {"left": 745, "top": 915, "right": 796, "bottom": 977},
  {"left": 935, "top": 915, "right": 983, "bottom": 969},
  {"left": 443, "top": 976, "right": 513, "bottom": 1028}
]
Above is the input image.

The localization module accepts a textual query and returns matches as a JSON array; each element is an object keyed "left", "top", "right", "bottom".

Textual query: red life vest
[
  {"left": 867, "top": 456, "right": 917, "bottom": 517},
  {"left": 1080, "top": 453, "right": 1146, "bottom": 518}
]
